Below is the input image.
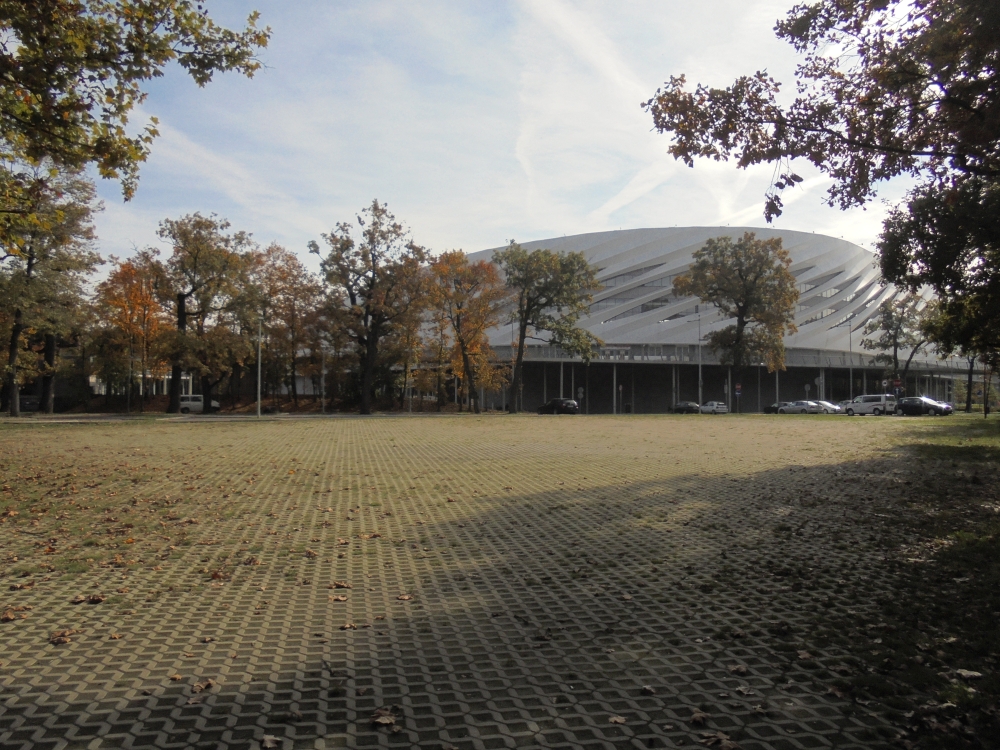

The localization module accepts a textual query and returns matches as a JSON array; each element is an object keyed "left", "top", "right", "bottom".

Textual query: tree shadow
[{"left": 2, "top": 424, "right": 996, "bottom": 750}]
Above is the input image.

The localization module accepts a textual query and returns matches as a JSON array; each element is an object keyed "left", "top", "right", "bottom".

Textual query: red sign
[{"left": 893, "top": 379, "right": 901, "bottom": 387}]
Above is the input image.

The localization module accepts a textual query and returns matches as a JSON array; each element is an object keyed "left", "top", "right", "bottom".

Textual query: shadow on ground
[{"left": 1, "top": 418, "right": 998, "bottom": 750}]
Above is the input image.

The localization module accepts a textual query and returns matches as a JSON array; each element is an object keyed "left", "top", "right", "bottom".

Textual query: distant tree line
[{"left": 0, "top": 192, "right": 602, "bottom": 415}]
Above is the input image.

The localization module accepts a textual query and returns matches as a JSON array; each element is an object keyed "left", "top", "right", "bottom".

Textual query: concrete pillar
[{"left": 560, "top": 362, "right": 564, "bottom": 398}]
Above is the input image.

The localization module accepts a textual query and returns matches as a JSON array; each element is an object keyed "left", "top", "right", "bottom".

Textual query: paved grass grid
[{"left": 0, "top": 415, "right": 922, "bottom": 749}]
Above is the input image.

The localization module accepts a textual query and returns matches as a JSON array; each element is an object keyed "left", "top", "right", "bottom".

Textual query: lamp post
[
  {"left": 256, "top": 316, "right": 262, "bottom": 419},
  {"left": 697, "top": 304, "right": 703, "bottom": 410},
  {"left": 833, "top": 316, "right": 855, "bottom": 401}
]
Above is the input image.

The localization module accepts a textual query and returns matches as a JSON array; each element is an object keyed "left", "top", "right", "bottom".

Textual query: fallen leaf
[
  {"left": 262, "top": 736, "right": 280, "bottom": 749},
  {"left": 328, "top": 595, "right": 348, "bottom": 602},
  {"left": 87, "top": 593, "right": 106, "bottom": 604},
  {"left": 641, "top": 685, "right": 656, "bottom": 695},
  {"left": 609, "top": 715, "right": 627, "bottom": 724},
  {"left": 186, "top": 696, "right": 202, "bottom": 705},
  {"left": 202, "top": 636, "right": 214, "bottom": 643},
  {"left": 956, "top": 669, "right": 983, "bottom": 680},
  {"left": 691, "top": 710, "right": 709, "bottom": 725},
  {"left": 698, "top": 730, "right": 741, "bottom": 749},
  {"left": 371, "top": 706, "right": 398, "bottom": 725},
  {"left": 169, "top": 674, "right": 182, "bottom": 681},
  {"left": 340, "top": 623, "right": 357, "bottom": 630},
  {"left": 192, "top": 678, "right": 216, "bottom": 693},
  {"left": 729, "top": 664, "right": 748, "bottom": 675},
  {"left": 49, "top": 628, "right": 79, "bottom": 645},
  {"left": 397, "top": 594, "right": 412, "bottom": 601},
  {"left": 622, "top": 594, "right": 633, "bottom": 601},
  {"left": 797, "top": 650, "right": 813, "bottom": 660},
  {"left": 337, "top": 538, "right": 349, "bottom": 545},
  {"left": 0, "top": 610, "right": 15, "bottom": 623},
  {"left": 331, "top": 581, "right": 352, "bottom": 589},
  {"left": 304, "top": 549, "right": 318, "bottom": 558},
  {"left": 109, "top": 633, "right": 122, "bottom": 640}
]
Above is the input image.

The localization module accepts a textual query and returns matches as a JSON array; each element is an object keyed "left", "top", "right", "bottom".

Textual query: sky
[{"left": 93, "top": 0, "right": 913, "bottom": 269}]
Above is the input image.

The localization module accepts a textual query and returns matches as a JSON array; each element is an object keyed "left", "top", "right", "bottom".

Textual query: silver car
[
  {"left": 815, "top": 400, "right": 843, "bottom": 414},
  {"left": 778, "top": 400, "right": 822, "bottom": 414}
]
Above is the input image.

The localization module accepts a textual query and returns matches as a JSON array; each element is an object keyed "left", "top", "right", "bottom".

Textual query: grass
[{"left": 0, "top": 413, "right": 998, "bottom": 749}]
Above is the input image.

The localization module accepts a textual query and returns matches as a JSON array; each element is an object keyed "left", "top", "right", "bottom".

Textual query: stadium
[{"left": 472, "top": 227, "right": 963, "bottom": 414}]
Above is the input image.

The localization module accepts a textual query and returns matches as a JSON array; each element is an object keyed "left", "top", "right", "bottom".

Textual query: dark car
[
  {"left": 537, "top": 398, "right": 579, "bottom": 415},
  {"left": 673, "top": 401, "right": 700, "bottom": 414},
  {"left": 895, "top": 396, "right": 954, "bottom": 416},
  {"left": 764, "top": 401, "right": 790, "bottom": 414}
]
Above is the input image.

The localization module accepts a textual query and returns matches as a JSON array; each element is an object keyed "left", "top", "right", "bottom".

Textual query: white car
[
  {"left": 844, "top": 394, "right": 897, "bottom": 416},
  {"left": 700, "top": 401, "right": 729, "bottom": 414},
  {"left": 178, "top": 394, "right": 220, "bottom": 414},
  {"left": 815, "top": 400, "right": 843, "bottom": 414}
]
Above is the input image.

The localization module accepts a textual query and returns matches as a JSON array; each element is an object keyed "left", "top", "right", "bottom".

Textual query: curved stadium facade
[{"left": 472, "top": 227, "right": 960, "bottom": 414}]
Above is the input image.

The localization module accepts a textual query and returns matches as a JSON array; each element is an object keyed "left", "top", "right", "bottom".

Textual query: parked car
[
  {"left": 843, "top": 394, "right": 896, "bottom": 416},
  {"left": 178, "top": 394, "right": 220, "bottom": 414},
  {"left": 673, "top": 401, "right": 701, "bottom": 414},
  {"left": 815, "top": 400, "right": 843, "bottom": 414},
  {"left": 700, "top": 401, "right": 728, "bottom": 414},
  {"left": 764, "top": 401, "right": 790, "bottom": 414},
  {"left": 537, "top": 398, "right": 579, "bottom": 415},
  {"left": 895, "top": 396, "right": 954, "bottom": 416},
  {"left": 779, "top": 400, "right": 823, "bottom": 414}
]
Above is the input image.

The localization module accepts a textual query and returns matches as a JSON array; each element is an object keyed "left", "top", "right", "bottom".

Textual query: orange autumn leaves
[{"left": 427, "top": 252, "right": 510, "bottom": 415}]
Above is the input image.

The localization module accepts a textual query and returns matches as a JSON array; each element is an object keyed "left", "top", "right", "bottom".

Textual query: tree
[
  {"left": 0, "top": 0, "right": 269, "bottom": 211},
  {"left": 96, "top": 251, "right": 167, "bottom": 412},
  {"left": 860, "top": 295, "right": 929, "bottom": 390},
  {"left": 921, "top": 298, "right": 1000, "bottom": 414},
  {"left": 491, "top": 242, "right": 601, "bottom": 413},
  {"left": 252, "top": 243, "right": 323, "bottom": 408},
  {"left": 673, "top": 233, "right": 798, "bottom": 393},
  {"left": 429, "top": 251, "right": 510, "bottom": 415},
  {"left": 642, "top": 0, "right": 1000, "bottom": 334},
  {"left": 643, "top": 0, "right": 1000, "bottom": 222},
  {"left": 157, "top": 213, "right": 253, "bottom": 413},
  {"left": 309, "top": 200, "right": 426, "bottom": 415},
  {"left": 0, "top": 168, "right": 99, "bottom": 415}
]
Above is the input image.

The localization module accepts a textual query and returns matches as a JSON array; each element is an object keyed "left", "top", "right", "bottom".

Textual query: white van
[
  {"left": 844, "top": 394, "right": 896, "bottom": 416},
  {"left": 178, "top": 394, "right": 220, "bottom": 414}
]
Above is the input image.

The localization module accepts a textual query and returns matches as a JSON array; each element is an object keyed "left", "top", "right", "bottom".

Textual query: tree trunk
[
  {"left": 168, "top": 292, "right": 188, "bottom": 413},
  {"left": 966, "top": 357, "right": 975, "bottom": 413},
  {"left": 6, "top": 310, "right": 24, "bottom": 417},
  {"left": 41, "top": 333, "right": 57, "bottom": 414},
  {"left": 459, "top": 341, "right": 480, "bottom": 414},
  {"left": 900, "top": 341, "right": 924, "bottom": 395},
  {"left": 291, "top": 355, "right": 299, "bottom": 407},
  {"left": 360, "top": 335, "right": 378, "bottom": 415},
  {"left": 510, "top": 319, "right": 529, "bottom": 413},
  {"left": 436, "top": 366, "right": 444, "bottom": 411}
]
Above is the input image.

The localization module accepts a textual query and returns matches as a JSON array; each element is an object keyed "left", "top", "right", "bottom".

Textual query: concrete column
[
  {"left": 560, "top": 362, "right": 564, "bottom": 398},
  {"left": 543, "top": 366, "right": 547, "bottom": 403},
  {"left": 613, "top": 364, "right": 617, "bottom": 415}
]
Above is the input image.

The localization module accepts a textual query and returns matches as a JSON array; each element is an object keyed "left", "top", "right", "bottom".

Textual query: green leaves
[
  {"left": 0, "top": 1, "right": 270, "bottom": 201},
  {"left": 672, "top": 233, "right": 798, "bottom": 373}
]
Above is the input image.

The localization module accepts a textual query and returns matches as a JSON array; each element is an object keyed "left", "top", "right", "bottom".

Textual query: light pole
[
  {"left": 320, "top": 342, "right": 326, "bottom": 415},
  {"left": 833, "top": 316, "right": 855, "bottom": 401},
  {"left": 256, "top": 316, "right": 262, "bottom": 419},
  {"left": 697, "top": 304, "right": 703, "bottom": 409}
]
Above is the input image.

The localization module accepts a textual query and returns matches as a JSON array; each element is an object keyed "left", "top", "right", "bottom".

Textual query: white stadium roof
[{"left": 473, "top": 227, "right": 915, "bottom": 355}]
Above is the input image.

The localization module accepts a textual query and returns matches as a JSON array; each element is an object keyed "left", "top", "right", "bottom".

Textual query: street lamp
[
  {"left": 696, "top": 304, "right": 703, "bottom": 409},
  {"left": 256, "top": 316, "right": 262, "bottom": 419},
  {"left": 833, "top": 315, "right": 856, "bottom": 401}
]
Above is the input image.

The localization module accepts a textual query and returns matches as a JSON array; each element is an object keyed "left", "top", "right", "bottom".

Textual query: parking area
[{"left": 0, "top": 415, "right": 988, "bottom": 749}]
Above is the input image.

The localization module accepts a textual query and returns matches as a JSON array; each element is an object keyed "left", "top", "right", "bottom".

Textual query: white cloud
[{"left": 91, "top": 0, "right": 914, "bottom": 266}]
